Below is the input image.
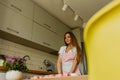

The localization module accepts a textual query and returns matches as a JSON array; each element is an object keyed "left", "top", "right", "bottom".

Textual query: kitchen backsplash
[{"left": 0, "top": 38, "right": 57, "bottom": 72}]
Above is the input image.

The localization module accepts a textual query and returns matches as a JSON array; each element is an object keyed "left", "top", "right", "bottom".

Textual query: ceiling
[{"left": 32, "top": 0, "right": 112, "bottom": 28}]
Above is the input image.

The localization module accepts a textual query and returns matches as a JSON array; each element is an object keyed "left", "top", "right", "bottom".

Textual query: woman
[{"left": 57, "top": 32, "right": 82, "bottom": 75}]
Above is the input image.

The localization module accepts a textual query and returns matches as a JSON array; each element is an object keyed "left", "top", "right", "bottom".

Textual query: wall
[
  {"left": 0, "top": 38, "right": 58, "bottom": 72},
  {"left": 72, "top": 28, "right": 82, "bottom": 47}
]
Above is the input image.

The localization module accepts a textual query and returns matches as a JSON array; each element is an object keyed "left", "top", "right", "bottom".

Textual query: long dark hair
[{"left": 64, "top": 32, "right": 82, "bottom": 63}]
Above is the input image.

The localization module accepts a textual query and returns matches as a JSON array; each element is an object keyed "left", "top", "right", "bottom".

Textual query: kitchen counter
[
  {"left": 0, "top": 66, "right": 57, "bottom": 75},
  {"left": 25, "top": 75, "right": 88, "bottom": 80}
]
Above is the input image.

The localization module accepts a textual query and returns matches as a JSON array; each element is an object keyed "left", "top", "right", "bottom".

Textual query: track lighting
[{"left": 62, "top": 1, "right": 81, "bottom": 21}]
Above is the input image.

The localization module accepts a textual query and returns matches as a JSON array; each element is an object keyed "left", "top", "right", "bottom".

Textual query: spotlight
[
  {"left": 62, "top": 4, "right": 68, "bottom": 11},
  {"left": 74, "top": 14, "right": 79, "bottom": 21}
]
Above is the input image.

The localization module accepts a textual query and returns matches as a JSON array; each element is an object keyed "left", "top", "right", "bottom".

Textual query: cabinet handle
[
  {"left": 11, "top": 4, "right": 22, "bottom": 12},
  {"left": 7, "top": 27, "right": 19, "bottom": 34},
  {"left": 44, "top": 23, "right": 57, "bottom": 34},
  {"left": 43, "top": 42, "right": 50, "bottom": 46},
  {"left": 44, "top": 24, "right": 51, "bottom": 28},
  {"left": 33, "top": 21, "right": 58, "bottom": 35}
]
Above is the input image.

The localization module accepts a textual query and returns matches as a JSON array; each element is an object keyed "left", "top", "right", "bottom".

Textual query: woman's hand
[{"left": 70, "top": 59, "right": 78, "bottom": 73}]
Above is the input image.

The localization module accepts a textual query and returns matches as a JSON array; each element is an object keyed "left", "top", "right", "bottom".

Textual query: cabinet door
[
  {"left": 18, "top": 0, "right": 34, "bottom": 19},
  {"left": 32, "top": 22, "right": 63, "bottom": 51},
  {"left": 11, "top": 12, "right": 33, "bottom": 40},
  {"left": 34, "top": 4, "right": 70, "bottom": 37},
  {"left": 0, "top": 3, "right": 14, "bottom": 30},
  {"left": 0, "top": 0, "right": 34, "bottom": 19},
  {"left": 32, "top": 22, "right": 52, "bottom": 49},
  {"left": 34, "top": 5, "right": 57, "bottom": 33},
  {"left": 44, "top": 14, "right": 71, "bottom": 37},
  {"left": 34, "top": 5, "right": 47, "bottom": 25},
  {"left": 0, "top": 3, "right": 33, "bottom": 40}
]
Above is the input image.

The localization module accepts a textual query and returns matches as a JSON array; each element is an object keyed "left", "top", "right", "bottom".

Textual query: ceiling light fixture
[
  {"left": 74, "top": 14, "right": 79, "bottom": 21},
  {"left": 62, "top": 4, "right": 68, "bottom": 11}
]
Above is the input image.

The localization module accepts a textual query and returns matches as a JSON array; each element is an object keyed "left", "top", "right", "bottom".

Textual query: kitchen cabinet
[
  {"left": 46, "top": 13, "right": 70, "bottom": 37},
  {"left": 33, "top": 5, "right": 70, "bottom": 37},
  {"left": 0, "top": 0, "right": 70, "bottom": 52},
  {"left": 33, "top": 5, "right": 57, "bottom": 33},
  {"left": 33, "top": 5, "right": 70, "bottom": 51},
  {"left": 32, "top": 22, "right": 64, "bottom": 51},
  {"left": 0, "top": 0, "right": 34, "bottom": 19},
  {"left": 0, "top": 3, "right": 33, "bottom": 40}
]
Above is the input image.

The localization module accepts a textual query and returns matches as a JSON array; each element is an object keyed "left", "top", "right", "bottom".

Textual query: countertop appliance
[{"left": 43, "top": 59, "right": 55, "bottom": 72}]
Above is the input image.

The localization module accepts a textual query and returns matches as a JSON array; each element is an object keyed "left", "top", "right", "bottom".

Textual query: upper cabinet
[
  {"left": 33, "top": 5, "right": 70, "bottom": 37},
  {"left": 32, "top": 22, "right": 64, "bottom": 51},
  {"left": 33, "top": 5, "right": 57, "bottom": 34},
  {"left": 0, "top": 0, "right": 34, "bottom": 19},
  {"left": 32, "top": 4, "right": 70, "bottom": 50},
  {"left": 0, "top": 0, "right": 71, "bottom": 52},
  {"left": 0, "top": 2, "right": 33, "bottom": 40}
]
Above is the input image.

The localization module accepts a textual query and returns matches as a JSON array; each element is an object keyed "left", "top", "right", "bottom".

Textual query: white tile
[
  {"left": 2, "top": 39, "right": 15, "bottom": 47},
  {"left": 0, "top": 44, "right": 9, "bottom": 50}
]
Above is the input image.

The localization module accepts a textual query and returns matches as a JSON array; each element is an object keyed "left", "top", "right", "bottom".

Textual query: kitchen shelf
[{"left": 0, "top": 66, "right": 57, "bottom": 75}]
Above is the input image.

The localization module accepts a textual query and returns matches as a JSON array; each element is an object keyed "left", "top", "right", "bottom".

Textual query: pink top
[{"left": 58, "top": 46, "right": 81, "bottom": 74}]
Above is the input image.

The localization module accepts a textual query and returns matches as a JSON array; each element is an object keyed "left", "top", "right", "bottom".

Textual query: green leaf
[{"left": 3, "top": 61, "right": 7, "bottom": 66}]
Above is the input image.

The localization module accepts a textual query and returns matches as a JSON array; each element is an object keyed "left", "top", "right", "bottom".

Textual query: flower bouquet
[
  {"left": 3, "top": 55, "right": 29, "bottom": 80},
  {"left": 3, "top": 55, "right": 28, "bottom": 72}
]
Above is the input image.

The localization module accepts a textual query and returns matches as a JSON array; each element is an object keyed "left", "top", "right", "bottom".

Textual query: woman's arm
[
  {"left": 70, "top": 59, "right": 78, "bottom": 73},
  {"left": 70, "top": 53, "right": 79, "bottom": 73},
  {"left": 57, "top": 55, "right": 62, "bottom": 74}
]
